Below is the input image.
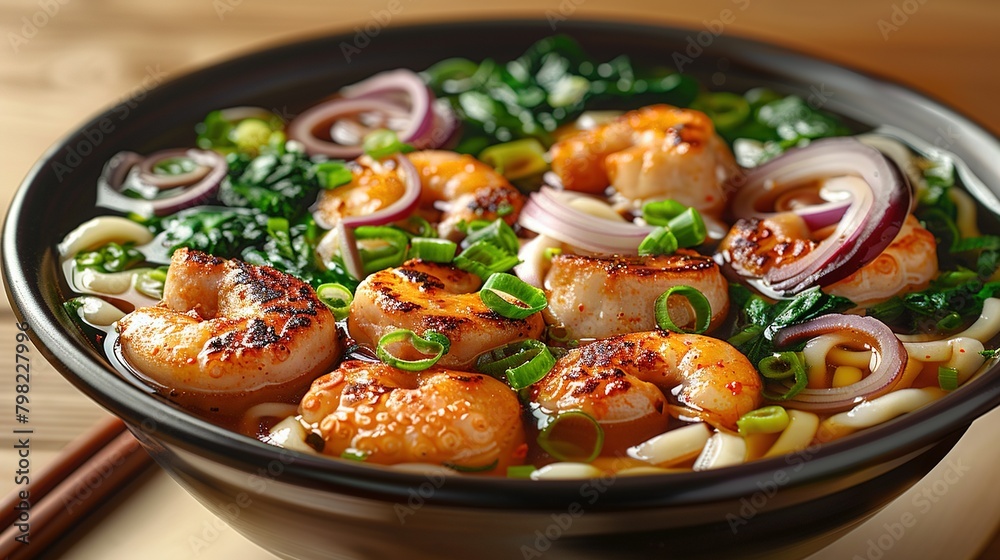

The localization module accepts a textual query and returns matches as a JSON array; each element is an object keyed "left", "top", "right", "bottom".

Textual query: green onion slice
[
  {"left": 454, "top": 241, "right": 521, "bottom": 281},
  {"left": 938, "top": 366, "right": 960, "bottom": 391},
  {"left": 667, "top": 208, "right": 707, "bottom": 248},
  {"left": 340, "top": 449, "right": 369, "bottom": 462},
  {"left": 408, "top": 238, "right": 457, "bottom": 263},
  {"left": 461, "top": 218, "right": 519, "bottom": 254},
  {"left": 354, "top": 226, "right": 410, "bottom": 274},
  {"left": 642, "top": 199, "right": 688, "bottom": 226},
  {"left": 760, "top": 352, "right": 809, "bottom": 401},
  {"left": 479, "top": 273, "right": 547, "bottom": 320},
  {"left": 654, "top": 286, "right": 711, "bottom": 334},
  {"left": 317, "top": 283, "right": 354, "bottom": 320},
  {"left": 736, "top": 405, "right": 790, "bottom": 436},
  {"left": 638, "top": 226, "right": 678, "bottom": 256},
  {"left": 362, "top": 129, "right": 413, "bottom": 159},
  {"left": 476, "top": 339, "right": 555, "bottom": 389},
  {"left": 506, "top": 465, "right": 537, "bottom": 479},
  {"left": 690, "top": 91, "right": 751, "bottom": 131},
  {"left": 537, "top": 410, "right": 605, "bottom": 463},
  {"left": 313, "top": 161, "right": 354, "bottom": 189},
  {"left": 478, "top": 138, "right": 549, "bottom": 180},
  {"left": 376, "top": 329, "right": 450, "bottom": 371}
]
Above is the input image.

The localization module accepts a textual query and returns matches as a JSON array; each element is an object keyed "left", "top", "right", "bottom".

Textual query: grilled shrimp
[
  {"left": 719, "top": 214, "right": 937, "bottom": 306},
  {"left": 544, "top": 251, "right": 730, "bottom": 340},
  {"left": 408, "top": 150, "right": 524, "bottom": 240},
  {"left": 531, "top": 330, "right": 762, "bottom": 453},
  {"left": 117, "top": 248, "right": 340, "bottom": 410},
  {"left": 312, "top": 151, "right": 524, "bottom": 241},
  {"left": 349, "top": 260, "right": 545, "bottom": 369},
  {"left": 549, "top": 105, "right": 738, "bottom": 215},
  {"left": 299, "top": 360, "right": 524, "bottom": 471},
  {"left": 312, "top": 155, "right": 408, "bottom": 229}
]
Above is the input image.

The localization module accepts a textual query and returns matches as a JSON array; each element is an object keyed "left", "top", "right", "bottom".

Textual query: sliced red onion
[
  {"left": 518, "top": 187, "right": 654, "bottom": 254},
  {"left": 332, "top": 154, "right": 421, "bottom": 279},
  {"left": 287, "top": 97, "right": 410, "bottom": 158},
  {"left": 731, "top": 170, "right": 852, "bottom": 231},
  {"left": 96, "top": 149, "right": 227, "bottom": 218},
  {"left": 288, "top": 69, "right": 448, "bottom": 158},
  {"left": 772, "top": 313, "right": 907, "bottom": 414},
  {"left": 732, "top": 138, "right": 911, "bottom": 295},
  {"left": 136, "top": 148, "right": 212, "bottom": 189},
  {"left": 341, "top": 69, "right": 435, "bottom": 142}
]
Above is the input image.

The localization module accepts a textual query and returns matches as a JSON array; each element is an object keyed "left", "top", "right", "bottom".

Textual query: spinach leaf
[
  {"left": 153, "top": 207, "right": 269, "bottom": 258},
  {"left": 219, "top": 148, "right": 322, "bottom": 221},
  {"left": 729, "top": 285, "right": 854, "bottom": 366}
]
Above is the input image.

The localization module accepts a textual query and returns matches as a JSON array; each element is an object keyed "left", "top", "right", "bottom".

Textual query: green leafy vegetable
[
  {"left": 219, "top": 146, "right": 324, "bottom": 221},
  {"left": 425, "top": 35, "right": 699, "bottom": 150},
  {"left": 728, "top": 285, "right": 854, "bottom": 366}
]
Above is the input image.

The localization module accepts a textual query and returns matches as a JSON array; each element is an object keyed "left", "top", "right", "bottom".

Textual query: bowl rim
[{"left": 5, "top": 17, "right": 1000, "bottom": 512}]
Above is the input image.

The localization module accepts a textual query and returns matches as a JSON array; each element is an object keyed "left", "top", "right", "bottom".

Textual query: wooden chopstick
[{"left": 0, "top": 417, "right": 155, "bottom": 559}]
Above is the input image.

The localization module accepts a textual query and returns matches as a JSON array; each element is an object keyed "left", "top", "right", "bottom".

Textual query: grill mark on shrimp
[{"left": 349, "top": 260, "right": 545, "bottom": 370}]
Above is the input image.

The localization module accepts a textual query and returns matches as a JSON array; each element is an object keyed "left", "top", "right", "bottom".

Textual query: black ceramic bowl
[{"left": 5, "top": 19, "right": 1000, "bottom": 560}]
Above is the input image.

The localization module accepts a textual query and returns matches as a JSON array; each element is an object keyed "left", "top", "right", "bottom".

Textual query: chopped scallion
[
  {"left": 654, "top": 286, "right": 711, "bottom": 334},
  {"left": 454, "top": 241, "right": 521, "bottom": 281},
  {"left": 760, "top": 352, "right": 808, "bottom": 400},
  {"left": 638, "top": 227, "right": 678, "bottom": 256},
  {"left": 376, "top": 329, "right": 450, "bottom": 371},
  {"left": 316, "top": 283, "right": 354, "bottom": 320},
  {"left": 537, "top": 410, "right": 604, "bottom": 463},
  {"left": 313, "top": 161, "right": 354, "bottom": 189},
  {"left": 667, "top": 207, "right": 707, "bottom": 248},
  {"left": 938, "top": 366, "right": 960, "bottom": 391},
  {"left": 642, "top": 199, "right": 687, "bottom": 226},
  {"left": 407, "top": 238, "right": 457, "bottom": 263},
  {"left": 362, "top": 129, "right": 412, "bottom": 159},
  {"left": 479, "top": 273, "right": 547, "bottom": 320},
  {"left": 736, "top": 405, "right": 790, "bottom": 436},
  {"left": 507, "top": 465, "right": 537, "bottom": 479},
  {"left": 478, "top": 138, "right": 549, "bottom": 180}
]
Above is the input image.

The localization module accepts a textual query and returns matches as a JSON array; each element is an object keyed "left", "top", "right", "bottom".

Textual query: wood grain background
[{"left": 0, "top": 0, "right": 998, "bottom": 558}]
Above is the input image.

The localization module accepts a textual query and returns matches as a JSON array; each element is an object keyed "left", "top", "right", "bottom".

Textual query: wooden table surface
[{"left": 1, "top": 0, "right": 999, "bottom": 558}]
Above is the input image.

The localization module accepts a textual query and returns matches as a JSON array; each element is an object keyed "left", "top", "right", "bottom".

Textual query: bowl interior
[{"left": 5, "top": 18, "right": 1000, "bottom": 511}]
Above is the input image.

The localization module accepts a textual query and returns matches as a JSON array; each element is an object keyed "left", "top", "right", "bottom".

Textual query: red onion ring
[
  {"left": 96, "top": 149, "right": 227, "bottom": 217},
  {"left": 136, "top": 148, "right": 212, "bottom": 189},
  {"left": 518, "top": 187, "right": 654, "bottom": 254},
  {"left": 771, "top": 313, "right": 907, "bottom": 414},
  {"left": 288, "top": 69, "right": 447, "bottom": 158},
  {"left": 731, "top": 168, "right": 852, "bottom": 230},
  {"left": 332, "top": 154, "right": 421, "bottom": 279},
  {"left": 732, "top": 138, "right": 911, "bottom": 296},
  {"left": 288, "top": 98, "right": 411, "bottom": 158},
  {"left": 341, "top": 69, "right": 434, "bottom": 141}
]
